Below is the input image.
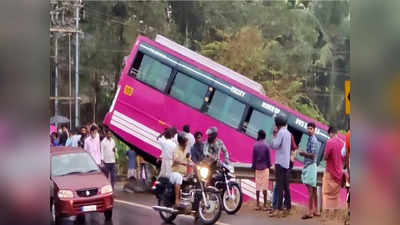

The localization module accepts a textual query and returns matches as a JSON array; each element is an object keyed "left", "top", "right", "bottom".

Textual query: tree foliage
[{"left": 52, "top": 0, "right": 349, "bottom": 129}]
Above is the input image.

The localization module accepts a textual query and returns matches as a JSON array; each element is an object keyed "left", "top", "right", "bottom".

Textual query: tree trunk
[
  {"left": 185, "top": 21, "right": 189, "bottom": 48},
  {"left": 328, "top": 57, "right": 336, "bottom": 123}
]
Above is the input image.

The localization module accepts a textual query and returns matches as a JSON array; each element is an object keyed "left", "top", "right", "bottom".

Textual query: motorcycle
[
  {"left": 152, "top": 161, "right": 222, "bottom": 225},
  {"left": 210, "top": 161, "right": 242, "bottom": 214}
]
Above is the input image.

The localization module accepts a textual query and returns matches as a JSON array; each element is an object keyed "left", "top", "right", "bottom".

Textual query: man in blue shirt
[
  {"left": 300, "top": 122, "right": 320, "bottom": 219},
  {"left": 190, "top": 131, "right": 204, "bottom": 164},
  {"left": 269, "top": 116, "right": 292, "bottom": 217}
]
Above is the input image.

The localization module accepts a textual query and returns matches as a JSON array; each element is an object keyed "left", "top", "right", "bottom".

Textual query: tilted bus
[{"left": 103, "top": 35, "right": 345, "bottom": 205}]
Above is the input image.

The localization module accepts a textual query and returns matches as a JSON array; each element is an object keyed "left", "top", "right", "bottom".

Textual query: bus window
[
  {"left": 169, "top": 72, "right": 208, "bottom": 109},
  {"left": 244, "top": 109, "right": 274, "bottom": 141},
  {"left": 130, "top": 52, "right": 172, "bottom": 91},
  {"left": 205, "top": 90, "right": 245, "bottom": 129}
]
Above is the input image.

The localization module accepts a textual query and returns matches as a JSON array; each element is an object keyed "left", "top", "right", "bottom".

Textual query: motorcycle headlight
[{"left": 199, "top": 167, "right": 209, "bottom": 180}]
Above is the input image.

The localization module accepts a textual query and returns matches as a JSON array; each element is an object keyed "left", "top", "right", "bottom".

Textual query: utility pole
[
  {"left": 50, "top": 0, "right": 83, "bottom": 128},
  {"left": 74, "top": 0, "right": 82, "bottom": 127},
  {"left": 54, "top": 36, "right": 59, "bottom": 122},
  {"left": 68, "top": 33, "right": 72, "bottom": 129}
]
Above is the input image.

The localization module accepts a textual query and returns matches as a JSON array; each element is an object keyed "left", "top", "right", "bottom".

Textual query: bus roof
[{"left": 155, "top": 35, "right": 266, "bottom": 95}]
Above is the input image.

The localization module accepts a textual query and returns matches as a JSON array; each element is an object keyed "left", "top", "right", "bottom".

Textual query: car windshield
[{"left": 51, "top": 152, "right": 100, "bottom": 177}]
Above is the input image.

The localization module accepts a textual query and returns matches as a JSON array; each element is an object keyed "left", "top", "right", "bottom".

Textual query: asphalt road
[{"left": 58, "top": 188, "right": 332, "bottom": 225}]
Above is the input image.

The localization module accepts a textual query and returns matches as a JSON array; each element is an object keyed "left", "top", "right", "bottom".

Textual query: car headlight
[
  {"left": 199, "top": 167, "right": 209, "bottom": 180},
  {"left": 58, "top": 190, "right": 74, "bottom": 199},
  {"left": 101, "top": 185, "right": 113, "bottom": 194}
]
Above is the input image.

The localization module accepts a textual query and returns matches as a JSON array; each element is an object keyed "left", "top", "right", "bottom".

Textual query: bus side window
[
  {"left": 241, "top": 108, "right": 274, "bottom": 141},
  {"left": 169, "top": 72, "right": 208, "bottom": 110},
  {"left": 205, "top": 90, "right": 246, "bottom": 129},
  {"left": 129, "top": 52, "right": 173, "bottom": 92}
]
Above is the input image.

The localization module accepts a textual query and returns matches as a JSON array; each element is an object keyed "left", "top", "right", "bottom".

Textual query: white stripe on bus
[
  {"left": 110, "top": 114, "right": 161, "bottom": 150},
  {"left": 114, "top": 110, "right": 160, "bottom": 137},
  {"left": 110, "top": 119, "right": 160, "bottom": 150}
]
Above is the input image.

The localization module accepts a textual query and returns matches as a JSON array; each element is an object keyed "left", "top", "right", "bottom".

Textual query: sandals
[
  {"left": 269, "top": 211, "right": 280, "bottom": 217},
  {"left": 301, "top": 214, "right": 313, "bottom": 220},
  {"left": 263, "top": 207, "right": 272, "bottom": 212},
  {"left": 254, "top": 206, "right": 262, "bottom": 211}
]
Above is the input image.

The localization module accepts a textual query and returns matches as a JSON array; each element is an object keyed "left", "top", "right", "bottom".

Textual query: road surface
[{"left": 57, "top": 187, "right": 333, "bottom": 225}]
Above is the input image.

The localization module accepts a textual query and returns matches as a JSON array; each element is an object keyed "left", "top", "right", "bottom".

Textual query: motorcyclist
[{"left": 203, "top": 127, "right": 230, "bottom": 166}]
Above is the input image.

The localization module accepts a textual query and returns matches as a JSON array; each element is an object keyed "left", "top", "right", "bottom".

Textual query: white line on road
[
  {"left": 115, "top": 199, "right": 153, "bottom": 210},
  {"left": 115, "top": 199, "right": 230, "bottom": 225}
]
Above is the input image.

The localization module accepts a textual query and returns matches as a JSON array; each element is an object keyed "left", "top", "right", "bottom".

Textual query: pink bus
[{"left": 103, "top": 35, "right": 345, "bottom": 206}]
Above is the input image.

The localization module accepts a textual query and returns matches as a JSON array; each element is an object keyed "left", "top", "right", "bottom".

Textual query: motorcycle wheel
[
  {"left": 158, "top": 199, "right": 177, "bottom": 223},
  {"left": 222, "top": 182, "right": 243, "bottom": 214},
  {"left": 198, "top": 190, "right": 222, "bottom": 225}
]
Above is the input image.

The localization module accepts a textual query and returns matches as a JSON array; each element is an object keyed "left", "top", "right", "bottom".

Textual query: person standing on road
[
  {"left": 59, "top": 125, "right": 69, "bottom": 146},
  {"left": 84, "top": 125, "right": 102, "bottom": 166},
  {"left": 271, "top": 129, "right": 296, "bottom": 211},
  {"left": 251, "top": 129, "right": 271, "bottom": 211},
  {"left": 300, "top": 122, "right": 320, "bottom": 219},
  {"left": 183, "top": 125, "right": 195, "bottom": 153},
  {"left": 322, "top": 126, "right": 344, "bottom": 218},
  {"left": 190, "top": 131, "right": 205, "bottom": 164},
  {"left": 101, "top": 129, "right": 117, "bottom": 188},
  {"left": 78, "top": 126, "right": 88, "bottom": 148},
  {"left": 138, "top": 155, "right": 150, "bottom": 181},
  {"left": 269, "top": 116, "right": 292, "bottom": 218},
  {"left": 66, "top": 129, "right": 81, "bottom": 147},
  {"left": 126, "top": 148, "right": 138, "bottom": 180}
]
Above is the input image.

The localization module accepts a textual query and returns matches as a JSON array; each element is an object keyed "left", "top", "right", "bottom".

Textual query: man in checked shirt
[{"left": 300, "top": 122, "right": 321, "bottom": 219}]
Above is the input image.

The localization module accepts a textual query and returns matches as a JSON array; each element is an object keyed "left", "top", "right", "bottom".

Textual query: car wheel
[
  {"left": 76, "top": 214, "right": 85, "bottom": 224},
  {"left": 104, "top": 209, "right": 113, "bottom": 221},
  {"left": 50, "top": 200, "right": 60, "bottom": 225}
]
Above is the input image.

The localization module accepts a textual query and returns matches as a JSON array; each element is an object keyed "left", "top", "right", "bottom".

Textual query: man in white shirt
[
  {"left": 84, "top": 126, "right": 102, "bottom": 166},
  {"left": 157, "top": 128, "right": 177, "bottom": 178},
  {"left": 101, "top": 129, "right": 117, "bottom": 188},
  {"left": 183, "top": 125, "right": 195, "bottom": 154}
]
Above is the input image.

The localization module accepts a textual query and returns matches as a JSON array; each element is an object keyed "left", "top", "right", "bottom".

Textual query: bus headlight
[{"left": 199, "top": 167, "right": 209, "bottom": 180}]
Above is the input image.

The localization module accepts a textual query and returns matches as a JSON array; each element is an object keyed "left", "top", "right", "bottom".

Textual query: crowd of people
[
  {"left": 251, "top": 115, "right": 350, "bottom": 220},
  {"left": 50, "top": 117, "right": 350, "bottom": 219},
  {"left": 50, "top": 123, "right": 119, "bottom": 189}
]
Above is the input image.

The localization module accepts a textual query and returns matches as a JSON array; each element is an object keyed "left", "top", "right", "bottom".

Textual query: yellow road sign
[{"left": 345, "top": 80, "right": 350, "bottom": 115}]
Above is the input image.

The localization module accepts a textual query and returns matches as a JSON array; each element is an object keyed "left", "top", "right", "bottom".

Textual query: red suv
[{"left": 50, "top": 147, "right": 113, "bottom": 224}]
